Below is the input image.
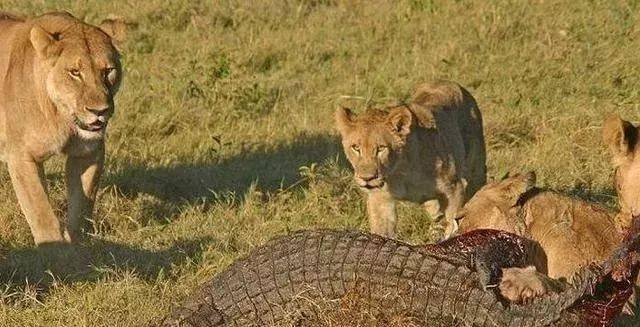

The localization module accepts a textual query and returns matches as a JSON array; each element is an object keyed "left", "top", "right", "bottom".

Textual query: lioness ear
[
  {"left": 335, "top": 107, "right": 354, "bottom": 135},
  {"left": 502, "top": 171, "right": 536, "bottom": 206},
  {"left": 99, "top": 17, "right": 129, "bottom": 46},
  {"left": 387, "top": 106, "right": 413, "bottom": 137},
  {"left": 603, "top": 114, "right": 637, "bottom": 166},
  {"left": 30, "top": 25, "right": 60, "bottom": 58}
]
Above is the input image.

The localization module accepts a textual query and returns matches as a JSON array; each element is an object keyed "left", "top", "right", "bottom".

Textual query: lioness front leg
[
  {"left": 66, "top": 144, "right": 104, "bottom": 241},
  {"left": 7, "top": 158, "right": 69, "bottom": 244},
  {"left": 366, "top": 191, "right": 396, "bottom": 237}
]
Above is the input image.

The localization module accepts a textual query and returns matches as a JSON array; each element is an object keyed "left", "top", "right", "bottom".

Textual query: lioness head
[
  {"left": 457, "top": 172, "right": 536, "bottom": 234},
  {"left": 29, "top": 12, "right": 126, "bottom": 140},
  {"left": 335, "top": 105, "right": 413, "bottom": 190},
  {"left": 603, "top": 114, "right": 640, "bottom": 217}
]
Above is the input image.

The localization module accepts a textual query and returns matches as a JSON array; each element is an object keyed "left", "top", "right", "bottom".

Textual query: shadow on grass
[
  {"left": 0, "top": 236, "right": 213, "bottom": 299},
  {"left": 105, "top": 132, "right": 344, "bottom": 203},
  {"left": 0, "top": 133, "right": 345, "bottom": 298}
]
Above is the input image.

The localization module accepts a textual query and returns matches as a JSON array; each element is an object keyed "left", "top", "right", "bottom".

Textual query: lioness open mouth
[{"left": 74, "top": 117, "right": 106, "bottom": 132}]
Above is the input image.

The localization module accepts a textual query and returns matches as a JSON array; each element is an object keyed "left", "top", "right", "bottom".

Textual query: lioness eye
[
  {"left": 68, "top": 69, "right": 81, "bottom": 78},
  {"left": 351, "top": 145, "right": 360, "bottom": 154}
]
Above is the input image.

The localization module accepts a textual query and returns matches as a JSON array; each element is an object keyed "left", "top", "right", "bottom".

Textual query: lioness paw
[{"left": 499, "top": 266, "right": 549, "bottom": 304}]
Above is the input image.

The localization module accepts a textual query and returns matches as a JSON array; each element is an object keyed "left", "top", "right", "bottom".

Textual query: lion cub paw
[{"left": 499, "top": 266, "right": 551, "bottom": 304}]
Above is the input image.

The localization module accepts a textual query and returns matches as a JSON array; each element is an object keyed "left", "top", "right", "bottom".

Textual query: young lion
[
  {"left": 457, "top": 115, "right": 640, "bottom": 308},
  {"left": 335, "top": 81, "right": 486, "bottom": 238},
  {"left": 457, "top": 172, "right": 621, "bottom": 279},
  {"left": 456, "top": 173, "right": 624, "bottom": 304},
  {"left": 0, "top": 12, "right": 126, "bottom": 244}
]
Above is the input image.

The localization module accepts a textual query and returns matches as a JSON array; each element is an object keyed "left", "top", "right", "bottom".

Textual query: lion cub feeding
[
  {"left": 336, "top": 81, "right": 486, "bottom": 238},
  {"left": 0, "top": 12, "right": 125, "bottom": 244}
]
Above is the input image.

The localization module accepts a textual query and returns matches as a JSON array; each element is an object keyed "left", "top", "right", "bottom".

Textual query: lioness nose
[
  {"left": 86, "top": 105, "right": 110, "bottom": 116},
  {"left": 358, "top": 173, "right": 378, "bottom": 182}
]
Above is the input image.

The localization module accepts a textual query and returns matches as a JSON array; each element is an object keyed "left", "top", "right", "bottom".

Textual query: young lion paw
[{"left": 499, "top": 266, "right": 551, "bottom": 304}]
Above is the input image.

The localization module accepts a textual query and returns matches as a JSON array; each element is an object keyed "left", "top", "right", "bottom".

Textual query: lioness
[
  {"left": 0, "top": 12, "right": 125, "bottom": 244},
  {"left": 336, "top": 81, "right": 486, "bottom": 238}
]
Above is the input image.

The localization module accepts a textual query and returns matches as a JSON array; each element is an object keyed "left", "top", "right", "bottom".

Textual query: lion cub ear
[
  {"left": 603, "top": 114, "right": 637, "bottom": 166},
  {"left": 502, "top": 171, "right": 536, "bottom": 206},
  {"left": 335, "top": 107, "right": 354, "bottom": 135},
  {"left": 99, "top": 16, "right": 130, "bottom": 47},
  {"left": 30, "top": 25, "right": 61, "bottom": 58},
  {"left": 387, "top": 106, "right": 413, "bottom": 137}
]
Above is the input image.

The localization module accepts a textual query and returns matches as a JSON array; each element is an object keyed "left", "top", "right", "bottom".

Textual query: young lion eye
[
  {"left": 377, "top": 146, "right": 389, "bottom": 155},
  {"left": 68, "top": 68, "right": 81, "bottom": 79},
  {"left": 351, "top": 144, "right": 361, "bottom": 155}
]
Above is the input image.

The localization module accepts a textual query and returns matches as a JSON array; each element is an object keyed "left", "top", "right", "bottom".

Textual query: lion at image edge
[
  {"left": 335, "top": 80, "right": 487, "bottom": 239},
  {"left": 0, "top": 11, "right": 127, "bottom": 245}
]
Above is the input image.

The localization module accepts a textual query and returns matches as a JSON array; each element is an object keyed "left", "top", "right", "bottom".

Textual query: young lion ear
[
  {"left": 603, "top": 114, "right": 637, "bottom": 166},
  {"left": 99, "top": 16, "right": 130, "bottom": 47},
  {"left": 335, "top": 107, "right": 354, "bottom": 135},
  {"left": 502, "top": 171, "right": 536, "bottom": 206},
  {"left": 30, "top": 25, "right": 60, "bottom": 58},
  {"left": 387, "top": 106, "right": 413, "bottom": 137}
]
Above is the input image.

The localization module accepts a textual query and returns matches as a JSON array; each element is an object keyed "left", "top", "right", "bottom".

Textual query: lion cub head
[
  {"left": 29, "top": 12, "right": 126, "bottom": 140},
  {"left": 603, "top": 114, "right": 640, "bottom": 222},
  {"left": 457, "top": 172, "right": 536, "bottom": 234},
  {"left": 335, "top": 105, "right": 414, "bottom": 191}
]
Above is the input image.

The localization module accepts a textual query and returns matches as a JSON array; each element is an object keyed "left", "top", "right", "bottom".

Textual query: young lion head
[
  {"left": 603, "top": 114, "right": 640, "bottom": 219},
  {"left": 457, "top": 172, "right": 536, "bottom": 234},
  {"left": 335, "top": 105, "right": 413, "bottom": 191},
  {"left": 29, "top": 12, "right": 126, "bottom": 140}
]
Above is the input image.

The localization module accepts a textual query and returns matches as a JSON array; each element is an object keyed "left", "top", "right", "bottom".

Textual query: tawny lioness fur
[
  {"left": 335, "top": 80, "right": 486, "bottom": 238},
  {"left": 0, "top": 12, "right": 125, "bottom": 244}
]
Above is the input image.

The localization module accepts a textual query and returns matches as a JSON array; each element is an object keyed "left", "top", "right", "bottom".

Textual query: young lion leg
[
  {"left": 423, "top": 199, "right": 442, "bottom": 220},
  {"left": 499, "top": 266, "right": 564, "bottom": 304},
  {"left": 366, "top": 191, "right": 396, "bottom": 238},
  {"left": 65, "top": 145, "right": 104, "bottom": 241},
  {"left": 438, "top": 181, "right": 466, "bottom": 239},
  {"left": 7, "top": 158, "right": 69, "bottom": 244}
]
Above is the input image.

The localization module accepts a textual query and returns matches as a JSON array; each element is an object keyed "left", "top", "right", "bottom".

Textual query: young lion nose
[{"left": 86, "top": 105, "right": 110, "bottom": 116}]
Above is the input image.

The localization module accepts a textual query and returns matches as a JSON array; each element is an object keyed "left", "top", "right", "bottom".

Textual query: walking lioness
[
  {"left": 0, "top": 12, "right": 125, "bottom": 244},
  {"left": 336, "top": 81, "right": 486, "bottom": 238}
]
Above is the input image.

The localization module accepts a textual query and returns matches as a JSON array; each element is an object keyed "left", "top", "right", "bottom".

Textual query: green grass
[{"left": 0, "top": 0, "right": 639, "bottom": 325}]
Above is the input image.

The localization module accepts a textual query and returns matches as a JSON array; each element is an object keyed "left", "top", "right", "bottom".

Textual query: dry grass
[{"left": 0, "top": 0, "right": 639, "bottom": 326}]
